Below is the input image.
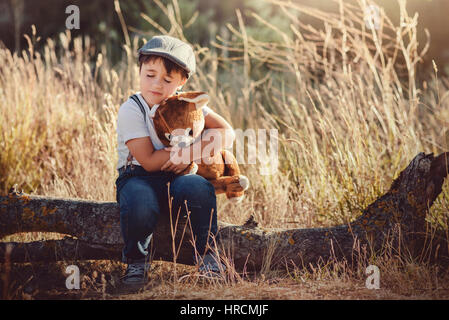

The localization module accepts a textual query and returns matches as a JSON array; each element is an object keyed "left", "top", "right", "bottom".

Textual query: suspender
[
  {"left": 125, "top": 94, "right": 147, "bottom": 170},
  {"left": 124, "top": 92, "right": 181, "bottom": 170},
  {"left": 130, "top": 95, "right": 147, "bottom": 125}
]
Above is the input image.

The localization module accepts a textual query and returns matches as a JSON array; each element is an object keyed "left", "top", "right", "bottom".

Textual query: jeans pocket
[{"left": 115, "top": 167, "right": 137, "bottom": 203}]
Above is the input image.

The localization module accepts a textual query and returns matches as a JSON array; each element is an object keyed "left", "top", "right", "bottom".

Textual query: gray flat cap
[{"left": 138, "top": 35, "right": 196, "bottom": 77}]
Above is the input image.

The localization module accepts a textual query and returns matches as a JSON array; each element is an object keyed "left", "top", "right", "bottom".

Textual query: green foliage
[
  {"left": 244, "top": 0, "right": 297, "bottom": 43},
  {"left": 1, "top": 0, "right": 298, "bottom": 67}
]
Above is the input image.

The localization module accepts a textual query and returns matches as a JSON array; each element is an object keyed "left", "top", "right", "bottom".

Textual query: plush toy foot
[
  {"left": 226, "top": 175, "right": 250, "bottom": 193},
  {"left": 225, "top": 175, "right": 249, "bottom": 201},
  {"left": 239, "top": 175, "right": 249, "bottom": 191},
  {"left": 226, "top": 175, "right": 249, "bottom": 202}
]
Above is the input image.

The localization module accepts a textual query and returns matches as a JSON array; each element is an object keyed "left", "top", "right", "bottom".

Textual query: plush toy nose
[{"left": 170, "top": 133, "right": 195, "bottom": 148}]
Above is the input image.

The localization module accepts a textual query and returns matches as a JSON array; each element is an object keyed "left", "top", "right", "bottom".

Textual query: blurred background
[{"left": 1, "top": 0, "right": 448, "bottom": 76}]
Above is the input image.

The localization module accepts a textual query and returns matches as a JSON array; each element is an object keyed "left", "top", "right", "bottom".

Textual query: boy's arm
[{"left": 126, "top": 137, "right": 171, "bottom": 172}]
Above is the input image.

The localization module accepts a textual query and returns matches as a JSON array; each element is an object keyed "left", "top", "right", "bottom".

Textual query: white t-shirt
[{"left": 116, "top": 92, "right": 212, "bottom": 169}]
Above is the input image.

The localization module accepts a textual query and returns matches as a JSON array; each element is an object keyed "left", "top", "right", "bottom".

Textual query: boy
[{"left": 116, "top": 35, "right": 235, "bottom": 284}]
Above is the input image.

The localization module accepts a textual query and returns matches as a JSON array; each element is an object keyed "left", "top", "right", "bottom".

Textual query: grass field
[{"left": 1, "top": 0, "right": 449, "bottom": 299}]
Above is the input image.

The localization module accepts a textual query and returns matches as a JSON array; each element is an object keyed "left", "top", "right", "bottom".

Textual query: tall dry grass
[
  {"left": 1, "top": 0, "right": 449, "bottom": 298},
  {"left": 211, "top": 0, "right": 449, "bottom": 229}
]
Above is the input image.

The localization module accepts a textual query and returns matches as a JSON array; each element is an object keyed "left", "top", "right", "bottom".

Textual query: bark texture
[{"left": 1, "top": 152, "right": 449, "bottom": 270}]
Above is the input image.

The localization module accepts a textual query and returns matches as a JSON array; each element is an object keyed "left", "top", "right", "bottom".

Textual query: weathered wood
[{"left": 1, "top": 152, "right": 449, "bottom": 270}]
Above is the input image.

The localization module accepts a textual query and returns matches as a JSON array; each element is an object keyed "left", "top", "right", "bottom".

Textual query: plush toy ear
[{"left": 178, "top": 92, "right": 209, "bottom": 109}]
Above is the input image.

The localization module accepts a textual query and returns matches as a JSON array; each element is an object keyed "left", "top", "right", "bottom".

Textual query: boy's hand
[
  {"left": 161, "top": 159, "right": 192, "bottom": 174},
  {"left": 162, "top": 147, "right": 191, "bottom": 174}
]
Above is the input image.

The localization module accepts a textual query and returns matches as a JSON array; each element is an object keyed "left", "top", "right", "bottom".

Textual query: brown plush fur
[{"left": 153, "top": 92, "right": 249, "bottom": 201}]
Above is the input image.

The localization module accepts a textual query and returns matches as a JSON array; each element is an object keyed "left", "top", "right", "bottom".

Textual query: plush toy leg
[{"left": 221, "top": 150, "right": 250, "bottom": 201}]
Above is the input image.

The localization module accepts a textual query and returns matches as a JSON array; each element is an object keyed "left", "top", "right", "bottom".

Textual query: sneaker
[
  {"left": 197, "top": 252, "right": 226, "bottom": 279},
  {"left": 121, "top": 259, "right": 151, "bottom": 285}
]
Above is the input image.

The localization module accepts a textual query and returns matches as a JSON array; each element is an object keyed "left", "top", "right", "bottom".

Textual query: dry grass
[{"left": 1, "top": 0, "right": 449, "bottom": 299}]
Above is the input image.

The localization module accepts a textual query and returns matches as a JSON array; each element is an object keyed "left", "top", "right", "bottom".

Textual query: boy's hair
[{"left": 139, "top": 54, "right": 189, "bottom": 80}]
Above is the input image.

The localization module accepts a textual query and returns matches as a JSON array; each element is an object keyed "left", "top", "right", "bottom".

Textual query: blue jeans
[{"left": 115, "top": 165, "right": 218, "bottom": 263}]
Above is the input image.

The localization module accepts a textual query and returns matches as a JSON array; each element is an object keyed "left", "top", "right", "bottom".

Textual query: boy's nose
[{"left": 152, "top": 77, "right": 164, "bottom": 88}]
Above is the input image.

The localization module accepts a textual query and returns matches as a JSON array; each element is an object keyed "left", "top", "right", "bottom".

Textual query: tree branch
[{"left": 1, "top": 152, "right": 448, "bottom": 270}]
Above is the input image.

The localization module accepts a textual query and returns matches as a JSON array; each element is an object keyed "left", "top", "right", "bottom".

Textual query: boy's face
[{"left": 140, "top": 57, "right": 187, "bottom": 107}]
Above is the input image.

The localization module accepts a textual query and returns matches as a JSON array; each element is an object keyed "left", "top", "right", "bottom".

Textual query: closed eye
[{"left": 146, "top": 74, "right": 171, "bottom": 83}]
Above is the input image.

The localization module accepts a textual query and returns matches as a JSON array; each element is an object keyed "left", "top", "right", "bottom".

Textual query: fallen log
[{"left": 1, "top": 152, "right": 449, "bottom": 270}]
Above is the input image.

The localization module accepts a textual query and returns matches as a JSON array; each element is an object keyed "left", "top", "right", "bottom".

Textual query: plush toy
[{"left": 152, "top": 91, "right": 249, "bottom": 202}]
